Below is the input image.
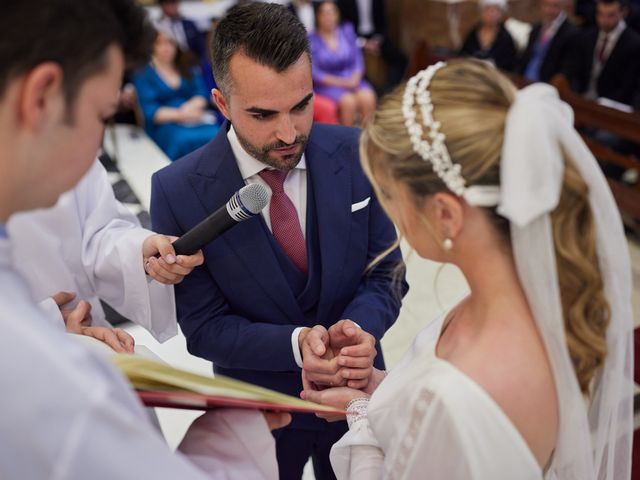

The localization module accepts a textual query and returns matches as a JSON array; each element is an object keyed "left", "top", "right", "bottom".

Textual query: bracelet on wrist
[{"left": 345, "top": 397, "right": 369, "bottom": 429}]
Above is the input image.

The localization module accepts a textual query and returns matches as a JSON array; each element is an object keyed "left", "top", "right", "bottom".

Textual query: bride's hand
[{"left": 300, "top": 370, "right": 369, "bottom": 422}]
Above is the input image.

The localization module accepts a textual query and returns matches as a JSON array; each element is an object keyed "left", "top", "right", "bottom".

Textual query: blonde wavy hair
[{"left": 362, "top": 59, "right": 609, "bottom": 395}]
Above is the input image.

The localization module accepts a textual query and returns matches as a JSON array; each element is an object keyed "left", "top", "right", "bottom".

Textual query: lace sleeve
[
  {"left": 383, "top": 383, "right": 543, "bottom": 480},
  {"left": 381, "top": 388, "right": 449, "bottom": 479},
  {"left": 330, "top": 399, "right": 385, "bottom": 480}
]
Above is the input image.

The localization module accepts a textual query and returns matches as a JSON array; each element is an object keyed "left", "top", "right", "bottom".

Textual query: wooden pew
[{"left": 549, "top": 74, "right": 640, "bottom": 229}]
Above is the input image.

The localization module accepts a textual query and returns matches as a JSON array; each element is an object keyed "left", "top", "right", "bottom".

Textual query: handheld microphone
[{"left": 166, "top": 183, "right": 271, "bottom": 256}]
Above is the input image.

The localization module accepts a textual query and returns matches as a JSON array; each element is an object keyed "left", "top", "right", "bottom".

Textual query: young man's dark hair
[
  {"left": 597, "top": 0, "right": 627, "bottom": 7},
  {"left": 210, "top": 2, "right": 311, "bottom": 94},
  {"left": 0, "top": 0, "right": 153, "bottom": 108}
]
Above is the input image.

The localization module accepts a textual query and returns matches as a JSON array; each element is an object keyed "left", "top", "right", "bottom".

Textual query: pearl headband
[{"left": 402, "top": 62, "right": 501, "bottom": 207}]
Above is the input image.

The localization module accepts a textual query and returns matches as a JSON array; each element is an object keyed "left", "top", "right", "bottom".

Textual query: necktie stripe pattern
[{"left": 258, "top": 169, "right": 308, "bottom": 274}]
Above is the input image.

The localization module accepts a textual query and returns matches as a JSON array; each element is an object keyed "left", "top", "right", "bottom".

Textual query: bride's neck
[{"left": 457, "top": 241, "right": 528, "bottom": 318}]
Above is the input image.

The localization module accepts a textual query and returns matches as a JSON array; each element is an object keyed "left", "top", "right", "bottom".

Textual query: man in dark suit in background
[
  {"left": 151, "top": 4, "right": 407, "bottom": 479},
  {"left": 518, "top": 0, "right": 577, "bottom": 82},
  {"left": 155, "top": 0, "right": 220, "bottom": 98},
  {"left": 156, "top": 0, "right": 206, "bottom": 60},
  {"left": 288, "top": 0, "right": 318, "bottom": 32},
  {"left": 336, "top": 0, "right": 407, "bottom": 93},
  {"left": 565, "top": 0, "right": 640, "bottom": 108}
]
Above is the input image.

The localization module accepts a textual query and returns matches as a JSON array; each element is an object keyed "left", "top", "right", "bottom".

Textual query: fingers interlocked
[{"left": 301, "top": 320, "right": 377, "bottom": 391}]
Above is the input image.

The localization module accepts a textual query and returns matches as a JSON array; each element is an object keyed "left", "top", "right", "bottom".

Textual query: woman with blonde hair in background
[{"left": 302, "top": 59, "right": 634, "bottom": 479}]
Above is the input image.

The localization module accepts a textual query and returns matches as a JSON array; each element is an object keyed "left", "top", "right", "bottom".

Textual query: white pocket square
[{"left": 351, "top": 197, "right": 371, "bottom": 212}]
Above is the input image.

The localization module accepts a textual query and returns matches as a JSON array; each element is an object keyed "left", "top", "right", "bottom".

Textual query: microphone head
[{"left": 226, "top": 183, "right": 271, "bottom": 221}]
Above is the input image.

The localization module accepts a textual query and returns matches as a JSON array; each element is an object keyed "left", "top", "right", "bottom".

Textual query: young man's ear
[
  {"left": 18, "top": 63, "right": 64, "bottom": 132},
  {"left": 212, "top": 88, "right": 230, "bottom": 120}
]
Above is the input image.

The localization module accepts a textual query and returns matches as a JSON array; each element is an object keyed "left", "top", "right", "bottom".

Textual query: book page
[{"left": 111, "top": 354, "right": 341, "bottom": 413}]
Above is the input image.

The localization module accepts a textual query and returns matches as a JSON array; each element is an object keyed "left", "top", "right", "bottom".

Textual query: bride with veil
[{"left": 301, "top": 59, "right": 634, "bottom": 479}]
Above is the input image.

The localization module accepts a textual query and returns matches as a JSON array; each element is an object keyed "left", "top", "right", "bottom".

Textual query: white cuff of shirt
[
  {"left": 292, "top": 327, "right": 305, "bottom": 369},
  {"left": 291, "top": 322, "right": 362, "bottom": 369}
]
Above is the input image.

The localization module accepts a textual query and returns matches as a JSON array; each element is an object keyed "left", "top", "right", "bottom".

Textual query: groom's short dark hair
[{"left": 210, "top": 2, "right": 311, "bottom": 94}]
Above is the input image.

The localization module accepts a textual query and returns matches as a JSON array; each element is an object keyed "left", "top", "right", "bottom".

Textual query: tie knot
[{"left": 259, "top": 169, "right": 288, "bottom": 193}]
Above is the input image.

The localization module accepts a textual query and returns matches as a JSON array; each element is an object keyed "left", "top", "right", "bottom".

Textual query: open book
[
  {"left": 111, "top": 355, "right": 345, "bottom": 415},
  {"left": 71, "top": 334, "right": 343, "bottom": 414}
]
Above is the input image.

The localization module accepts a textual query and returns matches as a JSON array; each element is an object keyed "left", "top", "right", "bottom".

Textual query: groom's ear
[{"left": 212, "top": 88, "right": 230, "bottom": 120}]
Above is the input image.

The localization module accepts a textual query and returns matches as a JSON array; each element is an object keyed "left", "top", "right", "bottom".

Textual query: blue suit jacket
[
  {"left": 181, "top": 18, "right": 206, "bottom": 60},
  {"left": 151, "top": 123, "right": 407, "bottom": 427}
]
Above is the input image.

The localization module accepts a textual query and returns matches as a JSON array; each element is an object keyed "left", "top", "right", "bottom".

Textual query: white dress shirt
[
  {"left": 227, "top": 126, "right": 308, "bottom": 367},
  {"left": 356, "top": 0, "right": 375, "bottom": 36},
  {"left": 295, "top": 2, "right": 316, "bottom": 32},
  {"left": 541, "top": 10, "right": 567, "bottom": 43},
  {"left": 0, "top": 236, "right": 279, "bottom": 480},
  {"left": 587, "top": 20, "right": 627, "bottom": 100}
]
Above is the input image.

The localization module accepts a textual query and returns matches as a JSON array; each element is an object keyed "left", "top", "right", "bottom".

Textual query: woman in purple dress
[{"left": 309, "top": 1, "right": 377, "bottom": 126}]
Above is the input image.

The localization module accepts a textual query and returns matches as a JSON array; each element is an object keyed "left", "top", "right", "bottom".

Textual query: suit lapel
[
  {"left": 584, "top": 31, "right": 599, "bottom": 80},
  {"left": 600, "top": 29, "right": 627, "bottom": 80},
  {"left": 306, "top": 126, "right": 353, "bottom": 320},
  {"left": 188, "top": 125, "right": 305, "bottom": 323}
]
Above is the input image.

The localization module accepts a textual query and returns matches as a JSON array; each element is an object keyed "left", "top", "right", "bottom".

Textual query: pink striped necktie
[{"left": 258, "top": 169, "right": 308, "bottom": 274}]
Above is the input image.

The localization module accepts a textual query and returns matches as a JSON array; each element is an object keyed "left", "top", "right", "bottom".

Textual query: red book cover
[{"left": 138, "top": 390, "right": 347, "bottom": 415}]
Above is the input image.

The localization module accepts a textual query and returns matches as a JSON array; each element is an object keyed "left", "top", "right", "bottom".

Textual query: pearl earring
[{"left": 443, "top": 238, "right": 453, "bottom": 251}]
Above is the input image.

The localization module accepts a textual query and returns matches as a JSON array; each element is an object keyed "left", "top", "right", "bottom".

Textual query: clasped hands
[
  {"left": 299, "top": 320, "right": 379, "bottom": 420},
  {"left": 299, "top": 319, "right": 375, "bottom": 390}
]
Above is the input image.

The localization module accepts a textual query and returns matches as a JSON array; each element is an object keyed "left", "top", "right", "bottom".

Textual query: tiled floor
[{"left": 105, "top": 125, "right": 639, "bottom": 477}]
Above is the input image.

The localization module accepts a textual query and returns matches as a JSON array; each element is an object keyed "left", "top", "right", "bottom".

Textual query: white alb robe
[
  {"left": 7, "top": 160, "right": 176, "bottom": 341},
  {"left": 0, "top": 236, "right": 278, "bottom": 479}
]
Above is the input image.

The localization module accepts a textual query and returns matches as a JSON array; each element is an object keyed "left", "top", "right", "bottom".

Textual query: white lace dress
[{"left": 330, "top": 314, "right": 548, "bottom": 479}]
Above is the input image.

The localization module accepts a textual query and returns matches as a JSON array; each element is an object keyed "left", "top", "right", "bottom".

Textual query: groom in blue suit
[{"left": 150, "top": 4, "right": 406, "bottom": 479}]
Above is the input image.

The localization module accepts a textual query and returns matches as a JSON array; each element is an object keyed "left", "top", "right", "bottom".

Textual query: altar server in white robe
[
  {"left": 0, "top": 1, "right": 288, "bottom": 478},
  {"left": 7, "top": 158, "right": 202, "bottom": 344}
]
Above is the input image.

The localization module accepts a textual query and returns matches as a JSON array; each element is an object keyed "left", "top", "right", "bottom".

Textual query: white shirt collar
[
  {"left": 227, "top": 125, "right": 306, "bottom": 180},
  {"left": 546, "top": 11, "right": 567, "bottom": 38},
  {"left": 599, "top": 19, "right": 626, "bottom": 43}
]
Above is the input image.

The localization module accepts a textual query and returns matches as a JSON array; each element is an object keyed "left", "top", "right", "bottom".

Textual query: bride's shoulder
[{"left": 443, "top": 314, "right": 558, "bottom": 466}]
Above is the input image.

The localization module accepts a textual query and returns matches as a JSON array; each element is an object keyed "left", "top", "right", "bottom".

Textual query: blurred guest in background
[
  {"left": 518, "top": 0, "right": 577, "bottom": 82},
  {"left": 309, "top": 1, "right": 376, "bottom": 126},
  {"left": 336, "top": 0, "right": 407, "bottom": 94},
  {"left": 155, "top": 0, "right": 206, "bottom": 62},
  {"left": 459, "top": 0, "right": 517, "bottom": 71},
  {"left": 564, "top": 0, "right": 640, "bottom": 109},
  {"left": 133, "top": 29, "right": 219, "bottom": 160},
  {"left": 289, "top": 0, "right": 318, "bottom": 32}
]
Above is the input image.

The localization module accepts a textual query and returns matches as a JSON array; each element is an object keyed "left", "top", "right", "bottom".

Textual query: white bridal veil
[{"left": 499, "top": 83, "right": 634, "bottom": 480}]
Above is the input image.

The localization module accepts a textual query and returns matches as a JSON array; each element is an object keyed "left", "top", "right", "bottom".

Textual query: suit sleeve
[
  {"left": 560, "top": 32, "right": 585, "bottom": 94},
  {"left": 339, "top": 189, "right": 408, "bottom": 342},
  {"left": 150, "top": 172, "right": 303, "bottom": 372}
]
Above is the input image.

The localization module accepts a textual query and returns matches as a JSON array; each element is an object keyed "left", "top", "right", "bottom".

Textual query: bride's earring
[{"left": 442, "top": 238, "right": 453, "bottom": 251}]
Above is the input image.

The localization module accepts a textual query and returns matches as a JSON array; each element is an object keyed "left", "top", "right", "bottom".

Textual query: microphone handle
[{"left": 170, "top": 206, "right": 238, "bottom": 256}]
